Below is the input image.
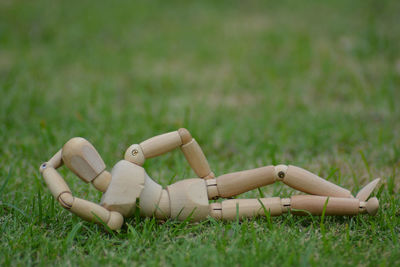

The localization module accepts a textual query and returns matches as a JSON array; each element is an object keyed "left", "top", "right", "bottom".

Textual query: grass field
[{"left": 1, "top": 0, "right": 399, "bottom": 265}]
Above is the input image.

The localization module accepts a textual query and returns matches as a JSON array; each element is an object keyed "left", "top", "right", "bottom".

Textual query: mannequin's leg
[
  {"left": 206, "top": 164, "right": 352, "bottom": 200},
  {"left": 208, "top": 195, "right": 378, "bottom": 220},
  {"left": 275, "top": 165, "right": 353, "bottom": 198},
  {"left": 209, "top": 197, "right": 283, "bottom": 220},
  {"left": 206, "top": 166, "right": 276, "bottom": 199}
]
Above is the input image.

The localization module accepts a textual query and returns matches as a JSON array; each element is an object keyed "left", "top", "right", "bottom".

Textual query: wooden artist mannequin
[{"left": 39, "top": 129, "right": 380, "bottom": 230}]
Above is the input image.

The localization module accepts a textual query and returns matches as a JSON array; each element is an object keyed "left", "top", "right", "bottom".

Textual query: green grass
[{"left": 1, "top": 0, "right": 399, "bottom": 265}]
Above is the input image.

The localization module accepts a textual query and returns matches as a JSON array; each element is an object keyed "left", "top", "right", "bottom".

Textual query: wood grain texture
[
  {"left": 365, "top": 197, "right": 379, "bottom": 215},
  {"left": 139, "top": 174, "right": 163, "bottom": 217},
  {"left": 216, "top": 166, "right": 275, "bottom": 197},
  {"left": 100, "top": 160, "right": 145, "bottom": 217},
  {"left": 178, "top": 128, "right": 192, "bottom": 144},
  {"left": 284, "top": 165, "right": 352, "bottom": 198},
  {"left": 209, "top": 203, "right": 222, "bottom": 219},
  {"left": 91, "top": 171, "right": 111, "bottom": 192},
  {"left": 220, "top": 197, "right": 283, "bottom": 220},
  {"left": 356, "top": 178, "right": 380, "bottom": 201},
  {"left": 107, "top": 211, "right": 125, "bottom": 230},
  {"left": 139, "top": 131, "right": 182, "bottom": 158},
  {"left": 62, "top": 137, "right": 106, "bottom": 183},
  {"left": 167, "top": 178, "right": 209, "bottom": 221},
  {"left": 290, "top": 195, "right": 360, "bottom": 215},
  {"left": 206, "top": 178, "right": 219, "bottom": 199},
  {"left": 47, "top": 149, "right": 63, "bottom": 169},
  {"left": 71, "top": 197, "right": 111, "bottom": 222},
  {"left": 41, "top": 166, "right": 71, "bottom": 199},
  {"left": 70, "top": 197, "right": 124, "bottom": 230},
  {"left": 181, "top": 138, "right": 212, "bottom": 178},
  {"left": 124, "top": 144, "right": 145, "bottom": 166},
  {"left": 58, "top": 192, "right": 74, "bottom": 209},
  {"left": 203, "top": 172, "right": 215, "bottom": 179},
  {"left": 281, "top": 198, "right": 291, "bottom": 212}
]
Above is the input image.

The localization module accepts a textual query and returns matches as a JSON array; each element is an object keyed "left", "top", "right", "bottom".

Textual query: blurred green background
[{"left": 0, "top": 0, "right": 399, "bottom": 265}]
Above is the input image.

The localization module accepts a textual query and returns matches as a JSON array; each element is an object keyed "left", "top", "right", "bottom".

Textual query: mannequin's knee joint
[{"left": 274, "top": 165, "right": 288, "bottom": 181}]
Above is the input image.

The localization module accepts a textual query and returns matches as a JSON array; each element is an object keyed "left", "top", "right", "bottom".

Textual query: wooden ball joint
[{"left": 40, "top": 129, "right": 380, "bottom": 230}]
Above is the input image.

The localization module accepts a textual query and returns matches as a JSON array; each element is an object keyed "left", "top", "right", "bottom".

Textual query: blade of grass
[
  {"left": 0, "top": 202, "right": 28, "bottom": 219},
  {"left": 65, "top": 222, "right": 82, "bottom": 249},
  {"left": 257, "top": 198, "right": 272, "bottom": 229},
  {"left": 320, "top": 197, "right": 329, "bottom": 237},
  {"left": 257, "top": 188, "right": 265, "bottom": 198},
  {"left": 359, "top": 150, "right": 372, "bottom": 180},
  {"left": 0, "top": 167, "right": 12, "bottom": 199}
]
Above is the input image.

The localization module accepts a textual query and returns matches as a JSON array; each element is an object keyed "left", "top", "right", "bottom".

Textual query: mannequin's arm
[
  {"left": 124, "top": 128, "right": 214, "bottom": 179},
  {"left": 39, "top": 159, "right": 123, "bottom": 230}
]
